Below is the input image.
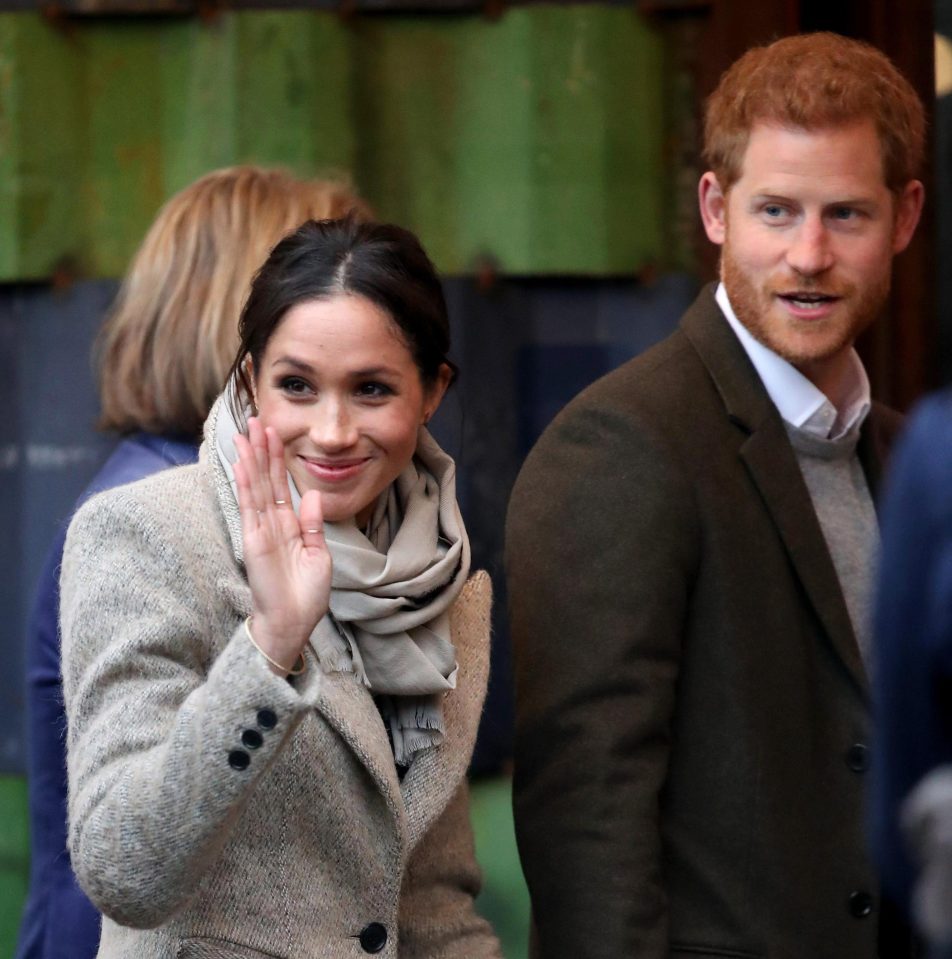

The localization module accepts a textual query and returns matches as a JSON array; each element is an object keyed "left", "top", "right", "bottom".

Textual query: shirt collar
[{"left": 715, "top": 283, "right": 870, "bottom": 440}]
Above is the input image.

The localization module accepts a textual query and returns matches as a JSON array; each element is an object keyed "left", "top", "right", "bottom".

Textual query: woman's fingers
[
  {"left": 239, "top": 420, "right": 316, "bottom": 565},
  {"left": 238, "top": 425, "right": 329, "bottom": 645},
  {"left": 266, "top": 426, "right": 294, "bottom": 511},
  {"left": 246, "top": 418, "right": 271, "bottom": 510},
  {"left": 299, "top": 489, "right": 326, "bottom": 551},
  {"left": 232, "top": 454, "right": 260, "bottom": 533}
]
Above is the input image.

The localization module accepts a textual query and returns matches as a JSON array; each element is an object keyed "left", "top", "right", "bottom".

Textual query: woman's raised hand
[{"left": 233, "top": 417, "right": 331, "bottom": 674}]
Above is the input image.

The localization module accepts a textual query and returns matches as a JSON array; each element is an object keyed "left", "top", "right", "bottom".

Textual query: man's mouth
[{"left": 777, "top": 291, "right": 839, "bottom": 309}]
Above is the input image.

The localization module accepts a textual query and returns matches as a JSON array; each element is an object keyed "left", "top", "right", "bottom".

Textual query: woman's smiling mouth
[{"left": 299, "top": 456, "right": 371, "bottom": 483}]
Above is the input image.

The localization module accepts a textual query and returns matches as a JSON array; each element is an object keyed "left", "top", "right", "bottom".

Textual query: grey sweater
[{"left": 785, "top": 422, "right": 877, "bottom": 666}]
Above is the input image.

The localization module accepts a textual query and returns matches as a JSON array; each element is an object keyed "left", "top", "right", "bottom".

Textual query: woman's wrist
[{"left": 244, "top": 616, "right": 307, "bottom": 676}]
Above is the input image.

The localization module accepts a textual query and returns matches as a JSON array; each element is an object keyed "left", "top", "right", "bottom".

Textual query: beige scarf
[{"left": 207, "top": 391, "right": 470, "bottom": 765}]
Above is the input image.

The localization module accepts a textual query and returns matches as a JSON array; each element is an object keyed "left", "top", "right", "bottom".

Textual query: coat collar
[{"left": 680, "top": 285, "right": 887, "bottom": 696}]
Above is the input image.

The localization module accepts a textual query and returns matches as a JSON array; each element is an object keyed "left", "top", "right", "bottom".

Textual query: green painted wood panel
[
  {"left": 0, "top": 775, "right": 29, "bottom": 957},
  {"left": 470, "top": 775, "right": 530, "bottom": 959},
  {"left": 0, "top": 16, "right": 85, "bottom": 279},
  {"left": 0, "top": 8, "right": 666, "bottom": 279}
]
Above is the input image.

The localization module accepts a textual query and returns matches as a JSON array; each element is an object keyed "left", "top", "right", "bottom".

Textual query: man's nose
[{"left": 785, "top": 216, "right": 834, "bottom": 277}]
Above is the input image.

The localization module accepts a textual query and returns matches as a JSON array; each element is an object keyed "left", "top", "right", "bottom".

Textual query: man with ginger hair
[{"left": 507, "top": 33, "right": 924, "bottom": 959}]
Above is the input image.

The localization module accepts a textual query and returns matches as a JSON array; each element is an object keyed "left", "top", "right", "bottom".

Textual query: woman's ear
[
  {"left": 244, "top": 356, "right": 258, "bottom": 413},
  {"left": 422, "top": 363, "right": 453, "bottom": 424}
]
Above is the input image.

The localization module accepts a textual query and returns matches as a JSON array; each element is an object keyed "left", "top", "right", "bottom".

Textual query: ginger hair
[{"left": 703, "top": 32, "right": 925, "bottom": 193}]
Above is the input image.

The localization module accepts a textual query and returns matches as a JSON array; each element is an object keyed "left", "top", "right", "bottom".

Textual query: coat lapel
[
  {"left": 312, "top": 671, "right": 406, "bottom": 827},
  {"left": 857, "top": 400, "right": 904, "bottom": 513},
  {"left": 680, "top": 287, "right": 868, "bottom": 695}
]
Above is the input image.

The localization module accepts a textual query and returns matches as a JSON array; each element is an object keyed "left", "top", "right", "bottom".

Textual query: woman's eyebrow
[
  {"left": 352, "top": 366, "right": 399, "bottom": 378},
  {"left": 270, "top": 357, "right": 400, "bottom": 378},
  {"left": 270, "top": 356, "right": 315, "bottom": 373}
]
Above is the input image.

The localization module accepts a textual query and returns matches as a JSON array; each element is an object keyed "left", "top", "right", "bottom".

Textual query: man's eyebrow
[{"left": 748, "top": 192, "right": 879, "bottom": 207}]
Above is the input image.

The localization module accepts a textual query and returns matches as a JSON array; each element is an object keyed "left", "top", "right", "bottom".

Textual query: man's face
[{"left": 698, "top": 121, "right": 922, "bottom": 394}]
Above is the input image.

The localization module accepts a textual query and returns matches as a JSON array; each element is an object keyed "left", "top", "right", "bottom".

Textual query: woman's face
[{"left": 251, "top": 294, "right": 449, "bottom": 526}]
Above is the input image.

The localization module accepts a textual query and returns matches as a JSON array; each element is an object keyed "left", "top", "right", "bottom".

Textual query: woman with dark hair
[
  {"left": 16, "top": 168, "right": 364, "bottom": 959},
  {"left": 59, "top": 217, "right": 501, "bottom": 959}
]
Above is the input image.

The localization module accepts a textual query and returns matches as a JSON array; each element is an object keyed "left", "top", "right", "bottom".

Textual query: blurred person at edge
[
  {"left": 58, "top": 215, "right": 501, "bottom": 958},
  {"left": 872, "top": 390, "right": 952, "bottom": 959},
  {"left": 15, "top": 166, "right": 366, "bottom": 959},
  {"left": 507, "top": 32, "right": 926, "bottom": 959}
]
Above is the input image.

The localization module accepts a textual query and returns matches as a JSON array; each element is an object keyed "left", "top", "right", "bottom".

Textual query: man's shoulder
[
  {"left": 547, "top": 315, "right": 728, "bottom": 440},
  {"left": 559, "top": 329, "right": 691, "bottom": 417},
  {"left": 560, "top": 284, "right": 732, "bottom": 412},
  {"left": 514, "top": 287, "right": 744, "bottom": 493}
]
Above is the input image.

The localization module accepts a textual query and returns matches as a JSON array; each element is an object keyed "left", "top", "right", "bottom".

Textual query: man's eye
[
  {"left": 764, "top": 204, "right": 786, "bottom": 218},
  {"left": 832, "top": 207, "right": 857, "bottom": 220}
]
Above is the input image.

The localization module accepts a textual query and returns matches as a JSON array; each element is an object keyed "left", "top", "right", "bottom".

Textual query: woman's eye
[
  {"left": 357, "top": 381, "right": 393, "bottom": 399},
  {"left": 279, "top": 376, "right": 312, "bottom": 396}
]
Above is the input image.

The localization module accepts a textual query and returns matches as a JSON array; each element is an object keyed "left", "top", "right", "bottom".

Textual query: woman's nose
[{"left": 310, "top": 399, "right": 358, "bottom": 449}]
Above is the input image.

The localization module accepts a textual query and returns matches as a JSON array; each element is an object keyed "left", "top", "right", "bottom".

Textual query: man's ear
[
  {"left": 699, "top": 172, "right": 727, "bottom": 246},
  {"left": 892, "top": 179, "right": 925, "bottom": 254}
]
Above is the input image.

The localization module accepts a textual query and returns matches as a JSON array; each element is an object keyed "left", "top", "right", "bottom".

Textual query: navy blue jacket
[
  {"left": 872, "top": 391, "right": 952, "bottom": 921},
  {"left": 15, "top": 433, "right": 197, "bottom": 959}
]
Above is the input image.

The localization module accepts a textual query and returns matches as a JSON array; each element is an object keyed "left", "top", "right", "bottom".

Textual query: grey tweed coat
[{"left": 60, "top": 439, "right": 501, "bottom": 959}]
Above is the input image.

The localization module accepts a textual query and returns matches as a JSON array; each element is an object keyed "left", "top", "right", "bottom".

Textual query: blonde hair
[{"left": 97, "top": 166, "right": 368, "bottom": 437}]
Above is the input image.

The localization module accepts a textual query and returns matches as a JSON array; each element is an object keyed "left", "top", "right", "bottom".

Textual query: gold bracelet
[{"left": 243, "top": 616, "right": 307, "bottom": 676}]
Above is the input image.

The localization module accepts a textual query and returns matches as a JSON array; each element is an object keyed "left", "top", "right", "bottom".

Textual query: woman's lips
[{"left": 299, "top": 456, "right": 370, "bottom": 483}]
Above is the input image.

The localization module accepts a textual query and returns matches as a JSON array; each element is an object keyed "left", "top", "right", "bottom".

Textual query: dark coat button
[
  {"left": 228, "top": 750, "right": 250, "bottom": 771},
  {"left": 256, "top": 708, "right": 278, "bottom": 730},
  {"left": 359, "top": 922, "right": 387, "bottom": 953},
  {"left": 848, "top": 890, "right": 874, "bottom": 918},
  {"left": 846, "top": 743, "right": 870, "bottom": 773},
  {"left": 242, "top": 729, "right": 264, "bottom": 750}
]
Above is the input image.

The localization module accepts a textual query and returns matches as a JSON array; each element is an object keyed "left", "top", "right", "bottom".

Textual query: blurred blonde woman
[{"left": 16, "top": 166, "right": 364, "bottom": 959}]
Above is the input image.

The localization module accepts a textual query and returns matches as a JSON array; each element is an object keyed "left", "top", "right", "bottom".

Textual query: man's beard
[{"left": 721, "top": 241, "right": 890, "bottom": 369}]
